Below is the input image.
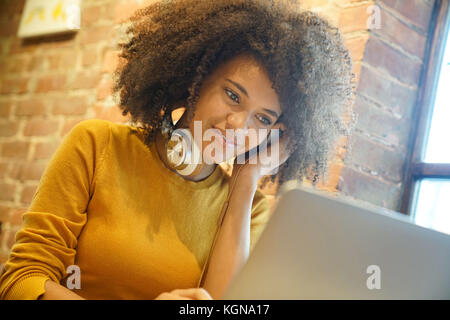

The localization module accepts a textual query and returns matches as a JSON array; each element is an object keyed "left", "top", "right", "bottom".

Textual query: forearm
[
  {"left": 202, "top": 177, "right": 257, "bottom": 299},
  {"left": 38, "top": 279, "right": 86, "bottom": 300}
]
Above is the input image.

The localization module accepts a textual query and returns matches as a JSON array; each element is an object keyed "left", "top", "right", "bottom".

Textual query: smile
[{"left": 213, "top": 127, "right": 240, "bottom": 147}]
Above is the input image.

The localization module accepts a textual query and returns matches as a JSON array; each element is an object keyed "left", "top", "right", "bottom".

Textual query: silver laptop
[{"left": 222, "top": 185, "right": 450, "bottom": 299}]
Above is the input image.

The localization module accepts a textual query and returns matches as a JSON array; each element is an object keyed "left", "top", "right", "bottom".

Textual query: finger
[
  {"left": 171, "top": 288, "right": 213, "bottom": 300},
  {"left": 171, "top": 295, "right": 194, "bottom": 300},
  {"left": 155, "top": 292, "right": 193, "bottom": 300},
  {"left": 200, "top": 288, "right": 214, "bottom": 300}
]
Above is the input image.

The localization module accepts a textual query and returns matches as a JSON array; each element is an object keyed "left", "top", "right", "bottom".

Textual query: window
[{"left": 402, "top": 0, "right": 450, "bottom": 235}]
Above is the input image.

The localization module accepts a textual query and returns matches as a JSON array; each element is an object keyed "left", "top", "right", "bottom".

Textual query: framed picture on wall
[{"left": 17, "top": 0, "right": 81, "bottom": 38}]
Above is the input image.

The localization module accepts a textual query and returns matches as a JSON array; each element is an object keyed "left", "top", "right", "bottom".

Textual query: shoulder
[
  {"left": 67, "top": 119, "right": 140, "bottom": 145},
  {"left": 71, "top": 118, "right": 112, "bottom": 130},
  {"left": 67, "top": 118, "right": 112, "bottom": 140}
]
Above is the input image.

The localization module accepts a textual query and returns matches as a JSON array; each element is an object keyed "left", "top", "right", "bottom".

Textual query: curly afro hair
[{"left": 112, "top": 0, "right": 356, "bottom": 192}]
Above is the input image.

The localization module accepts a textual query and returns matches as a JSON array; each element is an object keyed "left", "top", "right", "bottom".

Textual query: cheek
[{"left": 195, "top": 94, "right": 228, "bottom": 120}]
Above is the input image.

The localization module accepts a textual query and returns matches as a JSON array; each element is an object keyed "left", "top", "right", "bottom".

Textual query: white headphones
[{"left": 165, "top": 128, "right": 202, "bottom": 176}]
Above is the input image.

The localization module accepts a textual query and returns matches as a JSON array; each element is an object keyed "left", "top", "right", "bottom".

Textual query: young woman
[{"left": 0, "top": 0, "right": 354, "bottom": 300}]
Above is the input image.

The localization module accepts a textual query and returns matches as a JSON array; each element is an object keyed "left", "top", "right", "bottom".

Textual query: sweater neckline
[{"left": 147, "top": 133, "right": 224, "bottom": 190}]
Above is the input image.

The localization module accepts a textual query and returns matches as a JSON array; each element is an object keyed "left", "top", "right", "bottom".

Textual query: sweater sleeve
[
  {"left": 249, "top": 189, "right": 272, "bottom": 254},
  {"left": 0, "top": 119, "right": 111, "bottom": 300}
]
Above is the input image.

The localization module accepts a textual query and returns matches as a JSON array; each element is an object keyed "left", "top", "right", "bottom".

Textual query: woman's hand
[
  {"left": 154, "top": 288, "right": 214, "bottom": 300},
  {"left": 232, "top": 123, "right": 292, "bottom": 184}
]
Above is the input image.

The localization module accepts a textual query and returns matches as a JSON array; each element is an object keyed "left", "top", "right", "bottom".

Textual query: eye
[
  {"left": 256, "top": 114, "right": 272, "bottom": 126},
  {"left": 225, "top": 88, "right": 240, "bottom": 103}
]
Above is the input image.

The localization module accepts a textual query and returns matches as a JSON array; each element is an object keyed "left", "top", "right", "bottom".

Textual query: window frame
[{"left": 401, "top": 0, "right": 450, "bottom": 215}]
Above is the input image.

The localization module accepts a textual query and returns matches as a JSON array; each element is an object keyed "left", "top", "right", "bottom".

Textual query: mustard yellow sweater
[{"left": 0, "top": 119, "right": 271, "bottom": 300}]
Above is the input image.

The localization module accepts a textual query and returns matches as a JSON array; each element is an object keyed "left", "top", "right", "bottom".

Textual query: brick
[
  {"left": 357, "top": 65, "right": 417, "bottom": 118},
  {"left": 0, "top": 162, "right": 9, "bottom": 179},
  {"left": 0, "top": 18, "right": 20, "bottom": 37},
  {"left": 0, "top": 0, "right": 26, "bottom": 19},
  {"left": 345, "top": 133, "right": 405, "bottom": 183},
  {"left": 96, "top": 77, "right": 114, "bottom": 100},
  {"left": 299, "top": 0, "right": 331, "bottom": 11},
  {"left": 69, "top": 71, "right": 101, "bottom": 90},
  {"left": 379, "top": 0, "right": 434, "bottom": 32},
  {"left": 20, "top": 184, "right": 38, "bottom": 204},
  {"left": 35, "top": 74, "right": 66, "bottom": 93},
  {"left": 5, "top": 55, "right": 30, "bottom": 74},
  {"left": 373, "top": 7, "right": 427, "bottom": 60},
  {"left": 338, "top": 4, "right": 373, "bottom": 33},
  {"left": 6, "top": 162, "right": 22, "bottom": 180},
  {"left": 52, "top": 96, "right": 88, "bottom": 115},
  {"left": 344, "top": 36, "right": 369, "bottom": 62},
  {"left": 8, "top": 37, "right": 39, "bottom": 55},
  {"left": 9, "top": 208, "right": 27, "bottom": 227},
  {"left": 364, "top": 37, "right": 422, "bottom": 85},
  {"left": 7, "top": 230, "right": 17, "bottom": 248},
  {"left": 102, "top": 50, "right": 120, "bottom": 73},
  {"left": 82, "top": 48, "right": 99, "bottom": 67},
  {"left": 17, "top": 162, "right": 47, "bottom": 182},
  {"left": 0, "top": 233, "right": 4, "bottom": 255},
  {"left": 1, "top": 141, "right": 30, "bottom": 159},
  {"left": 32, "top": 141, "right": 60, "bottom": 160},
  {"left": 353, "top": 95, "right": 411, "bottom": 149},
  {"left": 0, "top": 60, "right": 6, "bottom": 74},
  {"left": 61, "top": 118, "right": 85, "bottom": 137},
  {"left": 0, "top": 37, "right": 9, "bottom": 55},
  {"left": 45, "top": 34, "right": 76, "bottom": 49},
  {"left": 0, "top": 102, "right": 12, "bottom": 118},
  {"left": 23, "top": 119, "right": 59, "bottom": 136},
  {"left": 59, "top": 51, "right": 78, "bottom": 69},
  {"left": 47, "top": 51, "right": 78, "bottom": 71},
  {"left": 15, "top": 99, "right": 47, "bottom": 116},
  {"left": 317, "top": 158, "right": 345, "bottom": 191},
  {"left": 0, "top": 183, "right": 15, "bottom": 201},
  {"left": 0, "top": 120, "right": 20, "bottom": 137},
  {"left": 81, "top": 4, "right": 103, "bottom": 28},
  {"left": 0, "top": 251, "right": 11, "bottom": 270},
  {"left": 0, "top": 205, "right": 11, "bottom": 223},
  {"left": 94, "top": 103, "right": 128, "bottom": 123},
  {"left": 352, "top": 61, "right": 362, "bottom": 83},
  {"left": 22, "top": 162, "right": 46, "bottom": 181},
  {"left": 114, "top": 0, "right": 149, "bottom": 23},
  {"left": 79, "top": 25, "right": 114, "bottom": 45},
  {"left": 26, "top": 55, "right": 46, "bottom": 72},
  {"left": 338, "top": 166, "right": 401, "bottom": 210},
  {"left": 0, "top": 77, "right": 29, "bottom": 94}
]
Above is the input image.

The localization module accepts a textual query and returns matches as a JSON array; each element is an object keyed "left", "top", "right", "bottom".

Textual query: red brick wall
[
  {"left": 338, "top": 0, "right": 435, "bottom": 209},
  {"left": 0, "top": 0, "right": 436, "bottom": 266},
  {"left": 0, "top": 0, "right": 138, "bottom": 265}
]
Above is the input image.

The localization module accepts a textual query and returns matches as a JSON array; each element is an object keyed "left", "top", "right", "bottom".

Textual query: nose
[{"left": 226, "top": 110, "right": 249, "bottom": 133}]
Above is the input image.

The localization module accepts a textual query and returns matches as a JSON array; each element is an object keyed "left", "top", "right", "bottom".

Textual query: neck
[{"left": 155, "top": 127, "right": 218, "bottom": 182}]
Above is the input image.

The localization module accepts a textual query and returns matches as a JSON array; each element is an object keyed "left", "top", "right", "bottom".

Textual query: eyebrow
[{"left": 225, "top": 78, "right": 280, "bottom": 118}]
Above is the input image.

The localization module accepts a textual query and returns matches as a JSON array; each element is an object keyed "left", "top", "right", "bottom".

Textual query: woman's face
[{"left": 183, "top": 53, "right": 283, "bottom": 164}]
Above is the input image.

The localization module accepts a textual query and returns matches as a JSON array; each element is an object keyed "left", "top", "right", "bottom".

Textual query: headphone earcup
[
  {"left": 164, "top": 129, "right": 202, "bottom": 176},
  {"left": 166, "top": 132, "right": 188, "bottom": 168}
]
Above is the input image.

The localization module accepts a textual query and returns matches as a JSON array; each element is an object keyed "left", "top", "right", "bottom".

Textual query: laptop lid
[{"left": 222, "top": 186, "right": 450, "bottom": 299}]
